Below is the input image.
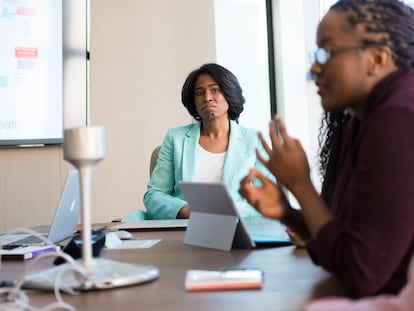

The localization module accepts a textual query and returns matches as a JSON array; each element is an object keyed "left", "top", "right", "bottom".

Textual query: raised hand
[
  {"left": 239, "top": 168, "right": 289, "bottom": 220},
  {"left": 256, "top": 115, "right": 311, "bottom": 196}
]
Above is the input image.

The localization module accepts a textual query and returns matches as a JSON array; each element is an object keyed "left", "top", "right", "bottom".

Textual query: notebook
[
  {"left": 179, "top": 181, "right": 291, "bottom": 251},
  {"left": 0, "top": 170, "right": 81, "bottom": 248}
]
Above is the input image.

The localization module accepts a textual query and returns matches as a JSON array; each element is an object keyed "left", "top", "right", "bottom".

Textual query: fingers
[
  {"left": 256, "top": 149, "right": 270, "bottom": 170},
  {"left": 277, "top": 116, "right": 290, "bottom": 147},
  {"left": 239, "top": 169, "right": 265, "bottom": 196},
  {"left": 269, "top": 118, "right": 282, "bottom": 150},
  {"left": 240, "top": 168, "right": 262, "bottom": 184},
  {"left": 249, "top": 168, "right": 268, "bottom": 185},
  {"left": 239, "top": 171, "right": 252, "bottom": 186},
  {"left": 257, "top": 132, "right": 272, "bottom": 156},
  {"left": 239, "top": 169, "right": 274, "bottom": 214},
  {"left": 239, "top": 169, "right": 257, "bottom": 202},
  {"left": 240, "top": 169, "right": 275, "bottom": 192},
  {"left": 259, "top": 115, "right": 292, "bottom": 160},
  {"left": 285, "top": 227, "right": 306, "bottom": 248},
  {"left": 274, "top": 115, "right": 293, "bottom": 148}
]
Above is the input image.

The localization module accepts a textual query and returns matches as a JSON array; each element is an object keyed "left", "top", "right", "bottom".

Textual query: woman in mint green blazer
[{"left": 138, "top": 63, "right": 272, "bottom": 220}]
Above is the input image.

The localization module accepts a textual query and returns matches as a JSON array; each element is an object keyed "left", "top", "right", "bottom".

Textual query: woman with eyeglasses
[{"left": 239, "top": 0, "right": 414, "bottom": 298}]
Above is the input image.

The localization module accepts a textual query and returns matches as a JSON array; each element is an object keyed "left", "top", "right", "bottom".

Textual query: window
[{"left": 214, "top": 0, "right": 271, "bottom": 136}]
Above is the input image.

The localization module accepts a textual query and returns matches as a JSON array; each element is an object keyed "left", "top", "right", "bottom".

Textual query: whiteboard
[{"left": 0, "top": 0, "right": 87, "bottom": 146}]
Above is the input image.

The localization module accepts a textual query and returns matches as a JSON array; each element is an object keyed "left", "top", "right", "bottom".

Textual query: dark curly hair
[
  {"left": 319, "top": 0, "right": 414, "bottom": 204},
  {"left": 318, "top": 110, "right": 350, "bottom": 205},
  {"left": 181, "top": 63, "right": 245, "bottom": 122}
]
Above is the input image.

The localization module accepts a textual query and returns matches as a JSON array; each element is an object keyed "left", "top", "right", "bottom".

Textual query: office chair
[{"left": 116, "top": 146, "right": 161, "bottom": 222}]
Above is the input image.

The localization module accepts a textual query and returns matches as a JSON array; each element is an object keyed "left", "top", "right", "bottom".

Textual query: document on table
[
  {"left": 114, "top": 239, "right": 161, "bottom": 249},
  {"left": 106, "top": 239, "right": 161, "bottom": 250},
  {"left": 105, "top": 232, "right": 161, "bottom": 249}
]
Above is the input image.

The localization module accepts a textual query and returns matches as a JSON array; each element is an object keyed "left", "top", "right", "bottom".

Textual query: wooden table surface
[{"left": 0, "top": 229, "right": 350, "bottom": 311}]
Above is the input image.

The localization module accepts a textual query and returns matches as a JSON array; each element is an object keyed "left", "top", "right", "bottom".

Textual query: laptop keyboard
[{"left": 4, "top": 235, "right": 47, "bottom": 248}]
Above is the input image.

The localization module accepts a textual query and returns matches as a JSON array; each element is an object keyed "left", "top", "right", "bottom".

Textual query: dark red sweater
[{"left": 309, "top": 68, "right": 414, "bottom": 297}]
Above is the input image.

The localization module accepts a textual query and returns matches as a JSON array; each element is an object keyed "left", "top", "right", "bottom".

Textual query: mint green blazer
[{"left": 142, "top": 121, "right": 273, "bottom": 219}]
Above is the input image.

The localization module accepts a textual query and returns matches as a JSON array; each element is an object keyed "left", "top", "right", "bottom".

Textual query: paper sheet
[{"left": 106, "top": 239, "right": 161, "bottom": 249}]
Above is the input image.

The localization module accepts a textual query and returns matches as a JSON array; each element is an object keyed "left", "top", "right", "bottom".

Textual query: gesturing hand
[
  {"left": 256, "top": 116, "right": 311, "bottom": 196},
  {"left": 239, "top": 168, "right": 289, "bottom": 220}
]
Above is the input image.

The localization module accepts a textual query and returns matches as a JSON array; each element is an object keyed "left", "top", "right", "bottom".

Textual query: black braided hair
[
  {"left": 318, "top": 110, "right": 350, "bottom": 205},
  {"left": 318, "top": 0, "right": 414, "bottom": 205},
  {"left": 330, "top": 0, "right": 414, "bottom": 68}
]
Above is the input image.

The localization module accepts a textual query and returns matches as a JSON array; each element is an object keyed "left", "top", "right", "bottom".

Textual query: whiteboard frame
[{"left": 0, "top": 0, "right": 88, "bottom": 147}]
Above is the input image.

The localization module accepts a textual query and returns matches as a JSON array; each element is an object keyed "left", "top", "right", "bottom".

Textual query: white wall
[{"left": 89, "top": 0, "right": 217, "bottom": 221}]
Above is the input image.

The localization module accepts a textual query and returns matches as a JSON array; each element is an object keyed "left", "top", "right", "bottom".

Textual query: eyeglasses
[{"left": 311, "top": 46, "right": 366, "bottom": 65}]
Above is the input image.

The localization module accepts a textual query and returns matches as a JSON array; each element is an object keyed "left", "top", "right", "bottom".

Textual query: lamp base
[{"left": 23, "top": 258, "right": 159, "bottom": 291}]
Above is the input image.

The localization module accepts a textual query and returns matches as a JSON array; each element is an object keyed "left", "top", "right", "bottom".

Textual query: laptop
[
  {"left": 112, "top": 219, "right": 188, "bottom": 231},
  {"left": 0, "top": 170, "right": 81, "bottom": 248},
  {"left": 179, "top": 181, "right": 291, "bottom": 251}
]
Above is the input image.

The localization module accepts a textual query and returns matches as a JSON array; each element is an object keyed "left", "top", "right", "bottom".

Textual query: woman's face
[
  {"left": 310, "top": 10, "right": 375, "bottom": 114},
  {"left": 194, "top": 74, "right": 229, "bottom": 121}
]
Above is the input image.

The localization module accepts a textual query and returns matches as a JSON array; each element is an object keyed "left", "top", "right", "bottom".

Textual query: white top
[{"left": 194, "top": 144, "right": 226, "bottom": 182}]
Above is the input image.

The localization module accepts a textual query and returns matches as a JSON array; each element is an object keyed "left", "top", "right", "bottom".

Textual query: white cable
[
  {"left": 0, "top": 227, "right": 55, "bottom": 274},
  {"left": 0, "top": 286, "right": 29, "bottom": 310},
  {"left": 1, "top": 232, "right": 91, "bottom": 311}
]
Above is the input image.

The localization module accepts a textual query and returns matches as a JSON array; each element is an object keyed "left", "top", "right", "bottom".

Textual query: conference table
[{"left": 1, "top": 227, "right": 351, "bottom": 311}]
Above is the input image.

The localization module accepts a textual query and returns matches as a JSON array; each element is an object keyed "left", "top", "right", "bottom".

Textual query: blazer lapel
[
  {"left": 182, "top": 122, "right": 201, "bottom": 181},
  {"left": 222, "top": 121, "right": 243, "bottom": 188}
]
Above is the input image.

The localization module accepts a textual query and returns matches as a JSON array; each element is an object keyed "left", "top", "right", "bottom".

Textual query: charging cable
[{"left": 0, "top": 228, "right": 90, "bottom": 310}]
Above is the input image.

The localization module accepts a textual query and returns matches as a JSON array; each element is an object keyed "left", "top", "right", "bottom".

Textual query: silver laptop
[
  {"left": 0, "top": 170, "right": 81, "bottom": 248},
  {"left": 179, "top": 182, "right": 291, "bottom": 251}
]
